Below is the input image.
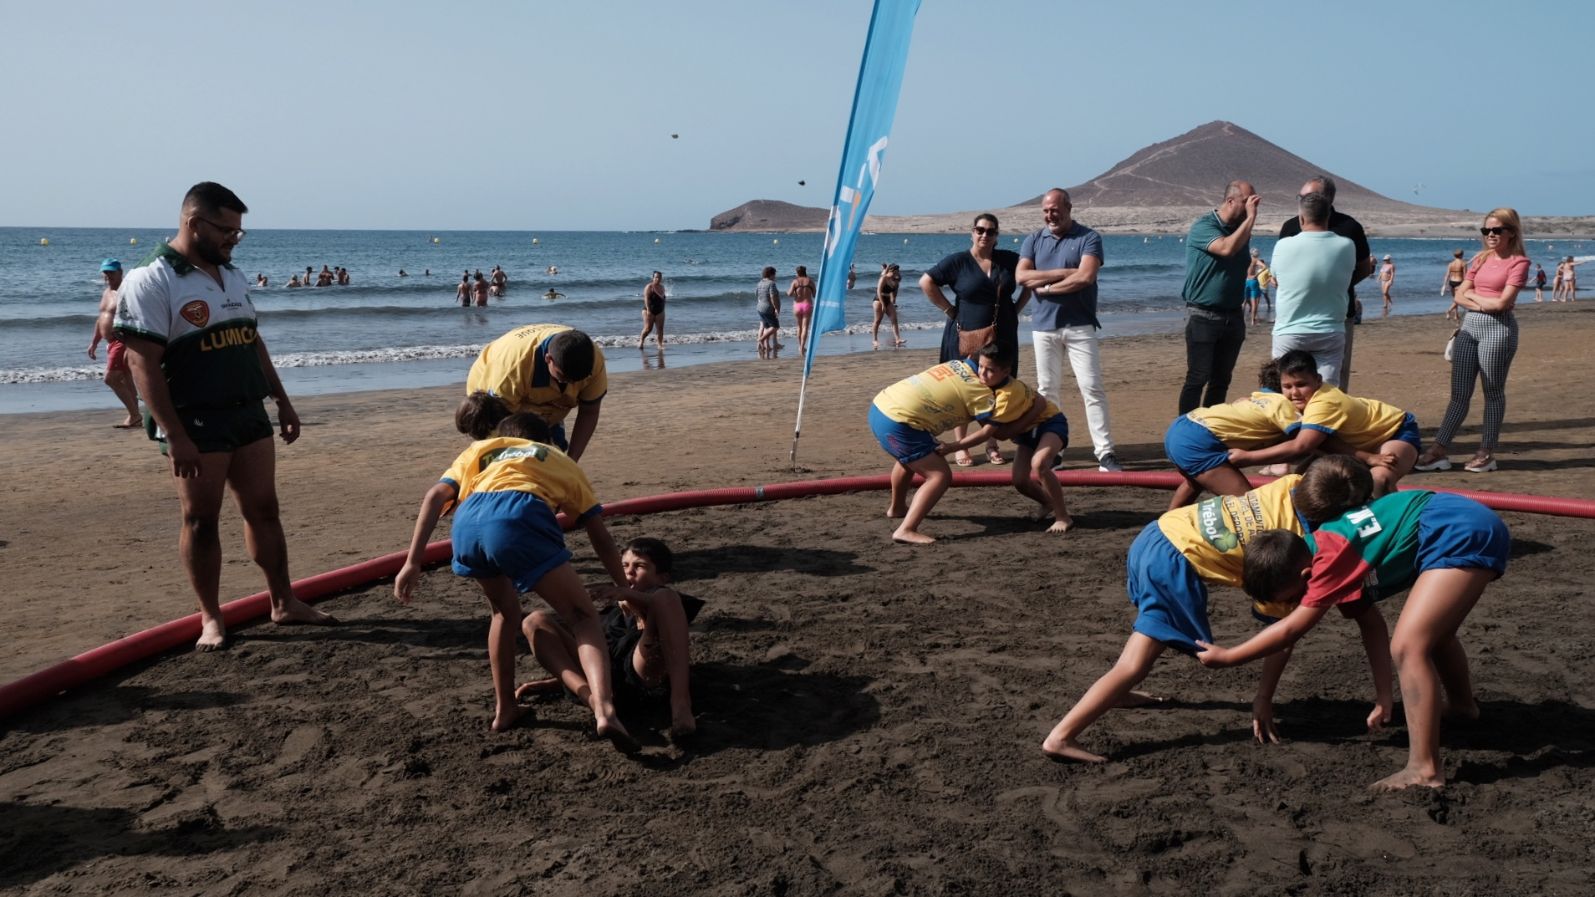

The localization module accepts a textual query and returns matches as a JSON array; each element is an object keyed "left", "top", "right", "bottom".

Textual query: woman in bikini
[
  {"left": 872, "top": 262, "right": 905, "bottom": 349},
  {"left": 788, "top": 265, "right": 816, "bottom": 355}
]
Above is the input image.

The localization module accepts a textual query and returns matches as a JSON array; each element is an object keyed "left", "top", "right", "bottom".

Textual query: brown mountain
[{"left": 708, "top": 120, "right": 1564, "bottom": 236}]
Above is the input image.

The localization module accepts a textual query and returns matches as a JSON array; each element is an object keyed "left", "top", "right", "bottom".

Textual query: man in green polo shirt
[
  {"left": 116, "top": 182, "right": 334, "bottom": 651},
  {"left": 1178, "top": 180, "right": 1259, "bottom": 415}
]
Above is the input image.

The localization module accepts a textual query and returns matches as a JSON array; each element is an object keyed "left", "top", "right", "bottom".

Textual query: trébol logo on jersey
[{"left": 1197, "top": 496, "right": 1238, "bottom": 552}]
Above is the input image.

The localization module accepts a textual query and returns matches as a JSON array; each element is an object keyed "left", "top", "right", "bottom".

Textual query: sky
[{"left": 4, "top": 0, "right": 1591, "bottom": 230}]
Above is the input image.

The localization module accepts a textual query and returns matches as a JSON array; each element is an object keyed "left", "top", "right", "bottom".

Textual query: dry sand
[{"left": 3, "top": 304, "right": 1595, "bottom": 894}]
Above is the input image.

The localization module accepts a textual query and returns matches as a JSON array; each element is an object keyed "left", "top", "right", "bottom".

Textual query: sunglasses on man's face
[
  {"left": 972, "top": 226, "right": 998, "bottom": 236},
  {"left": 1480, "top": 226, "right": 1510, "bottom": 236}
]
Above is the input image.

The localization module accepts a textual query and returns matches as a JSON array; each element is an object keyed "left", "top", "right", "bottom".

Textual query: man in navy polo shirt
[{"left": 1016, "top": 188, "right": 1121, "bottom": 471}]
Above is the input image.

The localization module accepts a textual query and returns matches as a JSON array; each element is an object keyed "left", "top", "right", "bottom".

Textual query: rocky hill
[{"left": 710, "top": 121, "right": 1581, "bottom": 237}]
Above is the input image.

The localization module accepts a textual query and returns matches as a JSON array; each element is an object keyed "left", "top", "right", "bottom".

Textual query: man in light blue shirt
[
  {"left": 1015, "top": 188, "right": 1121, "bottom": 471},
  {"left": 1270, "top": 191, "right": 1355, "bottom": 386}
]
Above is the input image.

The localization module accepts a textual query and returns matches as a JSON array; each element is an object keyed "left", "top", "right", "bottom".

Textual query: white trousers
[{"left": 1030, "top": 325, "right": 1115, "bottom": 458}]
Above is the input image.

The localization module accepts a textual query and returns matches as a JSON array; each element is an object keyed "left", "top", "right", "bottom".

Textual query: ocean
[{"left": 2, "top": 226, "right": 1585, "bottom": 414}]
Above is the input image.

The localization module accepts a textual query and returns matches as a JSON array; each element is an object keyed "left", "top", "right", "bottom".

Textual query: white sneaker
[
  {"left": 1415, "top": 456, "right": 1453, "bottom": 472},
  {"left": 1097, "top": 453, "right": 1124, "bottom": 473}
]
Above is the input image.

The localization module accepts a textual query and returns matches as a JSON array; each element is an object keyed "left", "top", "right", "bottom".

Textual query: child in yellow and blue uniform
[
  {"left": 395, "top": 413, "right": 636, "bottom": 750},
  {"left": 993, "top": 377, "right": 1075, "bottom": 533},
  {"left": 1163, "top": 360, "right": 1301, "bottom": 509},
  {"left": 1226, "top": 349, "right": 1420, "bottom": 495},
  {"left": 1198, "top": 489, "right": 1509, "bottom": 791},
  {"left": 1041, "top": 456, "right": 1383, "bottom": 763},
  {"left": 868, "top": 344, "right": 1045, "bottom": 543}
]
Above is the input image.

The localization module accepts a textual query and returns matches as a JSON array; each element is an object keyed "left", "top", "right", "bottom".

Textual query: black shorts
[
  {"left": 149, "top": 401, "right": 273, "bottom": 455},
  {"left": 598, "top": 592, "right": 705, "bottom": 703}
]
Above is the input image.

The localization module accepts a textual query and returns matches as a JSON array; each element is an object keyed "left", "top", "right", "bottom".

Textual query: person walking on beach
[
  {"left": 1443, "top": 249, "right": 1466, "bottom": 297},
  {"left": 113, "top": 181, "right": 334, "bottom": 651},
  {"left": 1016, "top": 188, "right": 1122, "bottom": 472},
  {"left": 1379, "top": 255, "right": 1396, "bottom": 317},
  {"left": 462, "top": 324, "right": 608, "bottom": 460},
  {"left": 1533, "top": 264, "right": 1547, "bottom": 302},
  {"left": 640, "top": 270, "right": 667, "bottom": 349},
  {"left": 87, "top": 258, "right": 142, "bottom": 428},
  {"left": 1415, "top": 208, "right": 1530, "bottom": 474},
  {"left": 789, "top": 265, "right": 816, "bottom": 356},
  {"left": 755, "top": 266, "right": 781, "bottom": 356},
  {"left": 1270, "top": 191, "right": 1355, "bottom": 386},
  {"left": 1563, "top": 256, "right": 1582, "bottom": 301},
  {"left": 1178, "top": 181, "right": 1259, "bottom": 415},
  {"left": 871, "top": 263, "right": 905, "bottom": 349},
  {"left": 1278, "top": 176, "right": 1372, "bottom": 391},
  {"left": 456, "top": 273, "right": 471, "bottom": 307}
]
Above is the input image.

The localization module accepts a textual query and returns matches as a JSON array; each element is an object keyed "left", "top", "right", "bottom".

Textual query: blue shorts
[
  {"left": 869, "top": 403, "right": 939, "bottom": 465},
  {"left": 1392, "top": 412, "right": 1422, "bottom": 454},
  {"left": 450, "top": 490, "right": 572, "bottom": 593},
  {"left": 1127, "top": 523, "right": 1212, "bottom": 655},
  {"left": 1164, "top": 415, "right": 1231, "bottom": 477},
  {"left": 1245, "top": 279, "right": 1261, "bottom": 300},
  {"left": 1416, "top": 493, "right": 1510, "bottom": 577},
  {"left": 1014, "top": 413, "right": 1069, "bottom": 451},
  {"left": 758, "top": 309, "right": 779, "bottom": 329}
]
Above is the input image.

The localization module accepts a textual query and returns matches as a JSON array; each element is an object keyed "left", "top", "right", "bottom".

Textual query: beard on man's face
[{"left": 194, "top": 235, "right": 232, "bottom": 265}]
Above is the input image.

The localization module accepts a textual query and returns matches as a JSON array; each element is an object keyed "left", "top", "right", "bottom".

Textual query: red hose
[{"left": 4, "top": 471, "right": 1593, "bottom": 721}]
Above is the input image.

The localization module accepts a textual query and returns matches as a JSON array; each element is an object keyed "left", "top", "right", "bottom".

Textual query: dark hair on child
[
  {"left": 546, "top": 329, "right": 596, "bottom": 381},
  {"left": 496, "top": 412, "right": 552, "bottom": 443},
  {"left": 975, "top": 342, "right": 1015, "bottom": 371},
  {"left": 1242, "top": 530, "right": 1314, "bottom": 601},
  {"left": 1275, "top": 349, "right": 1321, "bottom": 382},
  {"left": 1258, "top": 358, "right": 1282, "bottom": 391},
  {"left": 625, "top": 537, "right": 674, "bottom": 577},
  {"left": 456, "top": 390, "right": 511, "bottom": 439},
  {"left": 1294, "top": 454, "right": 1374, "bottom": 523}
]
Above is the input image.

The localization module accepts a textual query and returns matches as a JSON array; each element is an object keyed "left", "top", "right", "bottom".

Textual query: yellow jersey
[
  {"left": 872, "top": 361, "right": 1028, "bottom": 434},
  {"left": 440, "top": 437, "right": 601, "bottom": 522},
  {"left": 1185, "top": 390, "right": 1298, "bottom": 448},
  {"left": 991, "top": 377, "right": 1061, "bottom": 425},
  {"left": 465, "top": 324, "right": 608, "bottom": 424},
  {"left": 1295, "top": 386, "right": 1406, "bottom": 450},
  {"left": 1157, "top": 474, "right": 1306, "bottom": 617}
]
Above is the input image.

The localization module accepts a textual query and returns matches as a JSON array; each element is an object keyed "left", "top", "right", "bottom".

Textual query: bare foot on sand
[
  {"left": 892, "top": 527, "right": 935, "bottom": 545},
  {"left": 1046, "top": 516, "right": 1075, "bottom": 534},
  {"left": 669, "top": 710, "right": 698, "bottom": 742},
  {"left": 1041, "top": 736, "right": 1107, "bottom": 764},
  {"left": 1370, "top": 766, "right": 1445, "bottom": 792},
  {"left": 271, "top": 597, "right": 337, "bottom": 626},
  {"left": 885, "top": 500, "right": 907, "bottom": 519},
  {"left": 490, "top": 702, "right": 529, "bottom": 733},
  {"left": 596, "top": 717, "right": 640, "bottom": 754},
  {"left": 515, "top": 678, "right": 563, "bottom": 701},
  {"left": 196, "top": 617, "right": 228, "bottom": 652},
  {"left": 114, "top": 417, "right": 141, "bottom": 429}
]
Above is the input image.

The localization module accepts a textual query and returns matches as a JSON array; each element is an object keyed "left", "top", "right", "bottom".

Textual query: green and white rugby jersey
[{"left": 113, "top": 244, "right": 270, "bottom": 410}]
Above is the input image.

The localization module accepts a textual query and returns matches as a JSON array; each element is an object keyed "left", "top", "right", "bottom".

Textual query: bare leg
[
  {"left": 478, "top": 576, "right": 528, "bottom": 732},
  {"left": 229, "top": 437, "right": 334, "bottom": 627},
  {"left": 1170, "top": 463, "right": 1251, "bottom": 510},
  {"left": 174, "top": 452, "right": 232, "bottom": 650},
  {"left": 654, "top": 311, "right": 666, "bottom": 347},
  {"left": 1167, "top": 477, "right": 1200, "bottom": 511},
  {"left": 1016, "top": 436, "right": 1072, "bottom": 532},
  {"left": 889, "top": 305, "right": 904, "bottom": 346},
  {"left": 950, "top": 424, "right": 973, "bottom": 467},
  {"left": 1043, "top": 632, "right": 1166, "bottom": 762},
  {"left": 1435, "top": 635, "right": 1479, "bottom": 721},
  {"left": 893, "top": 453, "right": 952, "bottom": 544},
  {"left": 1372, "top": 567, "right": 1491, "bottom": 791},
  {"left": 105, "top": 369, "right": 140, "bottom": 427},
  {"left": 630, "top": 592, "right": 695, "bottom": 737},
  {"left": 522, "top": 610, "right": 590, "bottom": 702},
  {"left": 886, "top": 461, "right": 912, "bottom": 518},
  {"left": 533, "top": 564, "right": 636, "bottom": 751},
  {"left": 871, "top": 301, "right": 884, "bottom": 348},
  {"left": 639, "top": 311, "right": 650, "bottom": 349}
]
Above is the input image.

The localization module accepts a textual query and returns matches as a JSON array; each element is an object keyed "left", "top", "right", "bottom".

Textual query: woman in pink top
[{"left": 1415, "top": 208, "right": 1530, "bottom": 473}]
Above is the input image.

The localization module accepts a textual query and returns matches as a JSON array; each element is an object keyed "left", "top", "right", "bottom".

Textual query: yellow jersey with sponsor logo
[
  {"left": 466, "top": 324, "right": 608, "bottom": 424},
  {"left": 1157, "top": 475, "right": 1305, "bottom": 616},
  {"left": 112, "top": 243, "right": 269, "bottom": 410},
  {"left": 440, "top": 436, "right": 601, "bottom": 521},
  {"left": 1294, "top": 386, "right": 1406, "bottom": 451},
  {"left": 1185, "top": 390, "right": 1298, "bottom": 448},
  {"left": 872, "top": 361, "right": 1025, "bottom": 434}
]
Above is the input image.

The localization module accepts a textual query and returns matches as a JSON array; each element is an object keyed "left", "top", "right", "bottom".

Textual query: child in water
[
  {"left": 1197, "top": 489, "right": 1510, "bottom": 791},
  {"left": 395, "top": 412, "right": 636, "bottom": 750}
]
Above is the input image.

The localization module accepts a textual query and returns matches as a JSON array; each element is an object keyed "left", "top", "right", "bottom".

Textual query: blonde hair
[{"left": 1472, "top": 207, "right": 1527, "bottom": 268}]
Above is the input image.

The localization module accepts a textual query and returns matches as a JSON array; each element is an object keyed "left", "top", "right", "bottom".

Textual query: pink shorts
[
  {"left": 106, "top": 340, "right": 129, "bottom": 374},
  {"left": 793, "top": 302, "right": 813, "bottom": 315}
]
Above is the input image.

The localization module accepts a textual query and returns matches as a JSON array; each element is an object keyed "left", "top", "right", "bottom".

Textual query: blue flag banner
[{"left": 803, "top": 0, "right": 920, "bottom": 377}]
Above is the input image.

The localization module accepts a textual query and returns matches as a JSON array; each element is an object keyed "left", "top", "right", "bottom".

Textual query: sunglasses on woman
[
  {"left": 972, "top": 225, "right": 998, "bottom": 236},
  {"left": 1480, "top": 226, "right": 1511, "bottom": 236}
]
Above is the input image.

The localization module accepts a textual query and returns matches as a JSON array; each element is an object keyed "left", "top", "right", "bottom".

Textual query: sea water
[{"left": 1, "top": 227, "right": 1582, "bottom": 413}]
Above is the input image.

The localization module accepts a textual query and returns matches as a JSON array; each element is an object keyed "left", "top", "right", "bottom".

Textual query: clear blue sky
[{"left": 5, "top": 0, "right": 1589, "bottom": 230}]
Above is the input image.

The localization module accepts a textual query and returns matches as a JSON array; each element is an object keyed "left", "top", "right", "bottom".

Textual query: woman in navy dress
[{"left": 919, "top": 213, "right": 1028, "bottom": 465}]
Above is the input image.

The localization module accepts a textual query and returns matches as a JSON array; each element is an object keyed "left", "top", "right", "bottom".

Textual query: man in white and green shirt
[{"left": 115, "top": 182, "right": 334, "bottom": 650}]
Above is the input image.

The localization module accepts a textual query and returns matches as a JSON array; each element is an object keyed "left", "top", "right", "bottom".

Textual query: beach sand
[{"left": 3, "top": 304, "right": 1595, "bottom": 893}]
